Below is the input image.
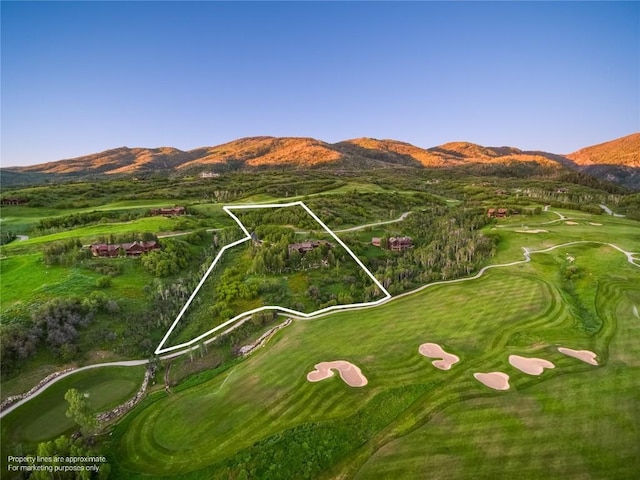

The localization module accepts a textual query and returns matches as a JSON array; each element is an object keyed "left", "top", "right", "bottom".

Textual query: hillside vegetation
[{"left": 2, "top": 133, "right": 639, "bottom": 189}]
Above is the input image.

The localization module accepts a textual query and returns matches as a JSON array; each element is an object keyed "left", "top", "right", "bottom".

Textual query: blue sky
[{"left": 2, "top": 1, "right": 638, "bottom": 167}]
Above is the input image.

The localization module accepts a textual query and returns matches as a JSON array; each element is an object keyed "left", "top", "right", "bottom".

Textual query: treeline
[
  {"left": 616, "top": 193, "right": 640, "bottom": 220},
  {"left": 0, "top": 230, "right": 16, "bottom": 245},
  {"left": 1, "top": 295, "right": 119, "bottom": 376},
  {"left": 35, "top": 209, "right": 143, "bottom": 233},
  {"left": 140, "top": 238, "right": 193, "bottom": 277},
  {"left": 350, "top": 206, "right": 499, "bottom": 294},
  {"left": 306, "top": 191, "right": 444, "bottom": 227},
  {"left": 43, "top": 239, "right": 92, "bottom": 266},
  {"left": 237, "top": 208, "right": 319, "bottom": 231}
]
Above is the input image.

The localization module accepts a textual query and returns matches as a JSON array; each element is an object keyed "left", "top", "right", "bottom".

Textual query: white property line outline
[{"left": 155, "top": 201, "right": 392, "bottom": 354}]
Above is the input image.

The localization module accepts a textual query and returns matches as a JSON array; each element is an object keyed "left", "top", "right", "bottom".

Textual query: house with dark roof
[
  {"left": 1, "top": 198, "right": 28, "bottom": 206},
  {"left": 287, "top": 240, "right": 332, "bottom": 255},
  {"left": 388, "top": 236, "right": 413, "bottom": 252},
  {"left": 90, "top": 240, "right": 160, "bottom": 257},
  {"left": 150, "top": 207, "right": 185, "bottom": 216}
]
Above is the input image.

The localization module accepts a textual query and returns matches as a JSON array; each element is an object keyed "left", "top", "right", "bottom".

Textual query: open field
[
  {"left": 2, "top": 217, "right": 183, "bottom": 251},
  {"left": 1, "top": 366, "right": 145, "bottom": 461},
  {"left": 106, "top": 237, "right": 639, "bottom": 478},
  {"left": 0, "top": 199, "right": 195, "bottom": 233},
  {"left": 489, "top": 211, "right": 640, "bottom": 265}
]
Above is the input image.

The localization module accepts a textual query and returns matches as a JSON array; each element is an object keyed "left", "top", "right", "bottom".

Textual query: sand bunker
[
  {"left": 565, "top": 221, "right": 579, "bottom": 225},
  {"left": 418, "top": 343, "right": 460, "bottom": 370},
  {"left": 473, "top": 372, "right": 510, "bottom": 390},
  {"left": 589, "top": 222, "right": 603, "bottom": 226},
  {"left": 508, "top": 355, "right": 555, "bottom": 375},
  {"left": 558, "top": 347, "right": 598, "bottom": 365},
  {"left": 515, "top": 229, "right": 548, "bottom": 233},
  {"left": 307, "top": 361, "right": 368, "bottom": 387}
]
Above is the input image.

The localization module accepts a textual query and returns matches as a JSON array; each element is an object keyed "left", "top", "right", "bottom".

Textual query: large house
[
  {"left": 487, "top": 208, "right": 508, "bottom": 218},
  {"left": 388, "top": 236, "right": 413, "bottom": 251},
  {"left": 1, "top": 198, "right": 28, "bottom": 206},
  {"left": 372, "top": 236, "right": 413, "bottom": 251},
  {"left": 150, "top": 206, "right": 185, "bottom": 216},
  {"left": 288, "top": 240, "right": 332, "bottom": 255},
  {"left": 90, "top": 240, "right": 160, "bottom": 258}
]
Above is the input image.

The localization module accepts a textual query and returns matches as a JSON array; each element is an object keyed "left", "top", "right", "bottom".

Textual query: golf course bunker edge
[
  {"left": 307, "top": 361, "right": 368, "bottom": 387},
  {"left": 558, "top": 347, "right": 599, "bottom": 365},
  {"left": 473, "top": 372, "right": 510, "bottom": 390},
  {"left": 418, "top": 343, "right": 460, "bottom": 370},
  {"left": 508, "top": 355, "right": 555, "bottom": 375}
]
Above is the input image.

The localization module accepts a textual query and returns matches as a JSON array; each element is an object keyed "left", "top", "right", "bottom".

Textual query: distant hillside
[
  {"left": 566, "top": 133, "right": 640, "bottom": 167},
  {"left": 564, "top": 133, "right": 640, "bottom": 189},
  {"left": 2, "top": 133, "right": 638, "bottom": 189}
]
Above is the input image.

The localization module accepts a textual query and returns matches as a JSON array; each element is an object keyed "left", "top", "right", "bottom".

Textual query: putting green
[{"left": 1, "top": 366, "right": 145, "bottom": 448}]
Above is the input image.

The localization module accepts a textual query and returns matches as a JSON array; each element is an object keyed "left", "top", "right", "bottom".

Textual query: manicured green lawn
[
  {"left": 0, "top": 199, "right": 194, "bottom": 233},
  {"left": 488, "top": 210, "right": 640, "bottom": 265},
  {"left": 3, "top": 217, "right": 177, "bottom": 250},
  {"left": 1, "top": 366, "right": 145, "bottom": 452},
  {"left": 105, "top": 235, "right": 639, "bottom": 478}
]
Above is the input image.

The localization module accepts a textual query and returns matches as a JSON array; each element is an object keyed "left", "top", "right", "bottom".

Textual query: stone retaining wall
[
  {"left": 96, "top": 368, "right": 155, "bottom": 423},
  {"left": 96, "top": 366, "right": 154, "bottom": 423},
  {"left": 238, "top": 318, "right": 292, "bottom": 356},
  {"left": 0, "top": 368, "right": 76, "bottom": 412}
]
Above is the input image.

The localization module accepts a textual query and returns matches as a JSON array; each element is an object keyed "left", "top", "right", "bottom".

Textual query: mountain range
[{"left": 3, "top": 132, "right": 639, "bottom": 189}]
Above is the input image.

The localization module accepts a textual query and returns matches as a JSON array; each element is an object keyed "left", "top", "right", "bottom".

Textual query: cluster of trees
[
  {"left": 0, "top": 230, "right": 16, "bottom": 245},
  {"left": 94, "top": 232, "right": 157, "bottom": 245},
  {"left": 349, "top": 206, "right": 499, "bottom": 294},
  {"left": 247, "top": 226, "right": 348, "bottom": 276},
  {"left": 615, "top": 193, "right": 640, "bottom": 220},
  {"left": 28, "top": 434, "right": 110, "bottom": 479},
  {"left": 43, "top": 239, "right": 92, "bottom": 266},
  {"left": 306, "top": 191, "right": 444, "bottom": 227},
  {"left": 35, "top": 209, "right": 143, "bottom": 233},
  {"left": 140, "top": 239, "right": 192, "bottom": 277},
  {"left": 238, "top": 208, "right": 319, "bottom": 230},
  {"left": 1, "top": 295, "right": 119, "bottom": 376}
]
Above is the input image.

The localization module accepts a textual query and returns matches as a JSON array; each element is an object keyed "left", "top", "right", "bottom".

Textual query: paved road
[
  {"left": 599, "top": 204, "right": 625, "bottom": 217},
  {"left": 156, "top": 228, "right": 222, "bottom": 239},
  {"left": 296, "top": 211, "right": 412, "bottom": 234}
]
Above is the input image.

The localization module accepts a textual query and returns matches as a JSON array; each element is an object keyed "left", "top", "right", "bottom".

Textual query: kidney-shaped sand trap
[
  {"left": 307, "top": 361, "right": 368, "bottom": 387},
  {"left": 515, "top": 229, "right": 548, "bottom": 234},
  {"left": 474, "top": 372, "right": 510, "bottom": 390},
  {"left": 558, "top": 347, "right": 598, "bottom": 365},
  {"left": 418, "top": 343, "right": 460, "bottom": 370},
  {"left": 509, "top": 355, "right": 555, "bottom": 375}
]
